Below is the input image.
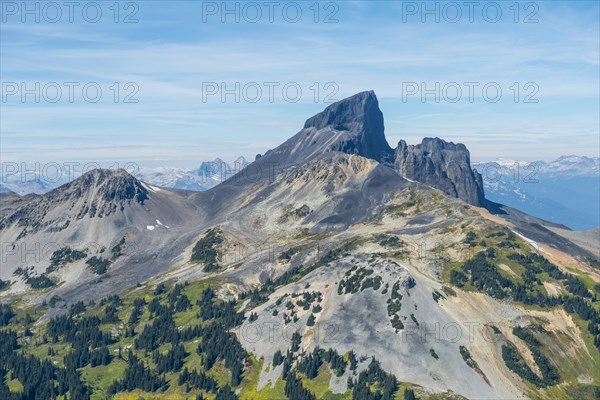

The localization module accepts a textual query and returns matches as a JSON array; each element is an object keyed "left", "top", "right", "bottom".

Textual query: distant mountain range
[
  {"left": 474, "top": 156, "right": 600, "bottom": 230},
  {"left": 0, "top": 157, "right": 251, "bottom": 195},
  {"left": 133, "top": 157, "right": 250, "bottom": 191}
]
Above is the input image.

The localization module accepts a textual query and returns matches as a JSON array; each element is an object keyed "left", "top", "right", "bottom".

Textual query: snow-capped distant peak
[{"left": 492, "top": 159, "right": 535, "bottom": 168}]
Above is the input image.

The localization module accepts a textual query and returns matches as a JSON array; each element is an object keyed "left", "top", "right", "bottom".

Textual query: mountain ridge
[{"left": 221, "top": 91, "right": 487, "bottom": 208}]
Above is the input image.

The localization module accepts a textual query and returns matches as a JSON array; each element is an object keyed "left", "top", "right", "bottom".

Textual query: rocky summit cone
[
  {"left": 56, "top": 168, "right": 149, "bottom": 204},
  {"left": 254, "top": 91, "right": 394, "bottom": 168}
]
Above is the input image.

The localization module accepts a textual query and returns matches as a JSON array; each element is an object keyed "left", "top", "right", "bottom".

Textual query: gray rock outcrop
[{"left": 394, "top": 137, "right": 486, "bottom": 206}]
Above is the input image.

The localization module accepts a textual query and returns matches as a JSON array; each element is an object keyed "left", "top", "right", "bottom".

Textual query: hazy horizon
[{"left": 2, "top": 2, "right": 599, "bottom": 166}]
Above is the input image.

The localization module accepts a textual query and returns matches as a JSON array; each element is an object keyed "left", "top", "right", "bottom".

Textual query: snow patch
[
  {"left": 141, "top": 182, "right": 156, "bottom": 193},
  {"left": 512, "top": 230, "right": 543, "bottom": 252},
  {"left": 147, "top": 220, "right": 169, "bottom": 230},
  {"left": 141, "top": 182, "right": 162, "bottom": 192}
]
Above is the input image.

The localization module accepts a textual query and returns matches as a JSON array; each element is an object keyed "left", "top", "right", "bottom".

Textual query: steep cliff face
[
  {"left": 251, "top": 91, "right": 394, "bottom": 170},
  {"left": 302, "top": 90, "right": 394, "bottom": 163},
  {"left": 394, "top": 137, "right": 486, "bottom": 206}
]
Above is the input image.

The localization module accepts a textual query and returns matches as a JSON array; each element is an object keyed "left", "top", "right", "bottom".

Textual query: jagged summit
[
  {"left": 247, "top": 91, "right": 486, "bottom": 207},
  {"left": 394, "top": 137, "right": 486, "bottom": 206},
  {"left": 303, "top": 90, "right": 393, "bottom": 163},
  {"left": 252, "top": 91, "right": 393, "bottom": 170},
  {"left": 303, "top": 91, "right": 378, "bottom": 129}
]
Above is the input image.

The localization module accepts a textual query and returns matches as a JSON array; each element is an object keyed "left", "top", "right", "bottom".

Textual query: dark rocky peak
[
  {"left": 47, "top": 168, "right": 148, "bottom": 205},
  {"left": 304, "top": 90, "right": 380, "bottom": 131},
  {"left": 394, "top": 137, "right": 485, "bottom": 206},
  {"left": 248, "top": 91, "right": 394, "bottom": 179},
  {"left": 303, "top": 90, "right": 393, "bottom": 163}
]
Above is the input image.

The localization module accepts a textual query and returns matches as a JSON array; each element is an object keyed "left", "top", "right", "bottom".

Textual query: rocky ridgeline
[{"left": 297, "top": 90, "right": 487, "bottom": 206}]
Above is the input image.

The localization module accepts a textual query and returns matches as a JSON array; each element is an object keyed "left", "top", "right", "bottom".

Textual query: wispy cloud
[{"left": 1, "top": 1, "right": 598, "bottom": 165}]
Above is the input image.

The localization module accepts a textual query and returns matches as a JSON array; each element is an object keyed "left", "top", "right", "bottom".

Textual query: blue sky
[{"left": 1, "top": 0, "right": 599, "bottom": 167}]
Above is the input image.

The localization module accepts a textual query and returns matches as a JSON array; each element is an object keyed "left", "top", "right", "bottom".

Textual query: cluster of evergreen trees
[
  {"left": 198, "top": 287, "right": 244, "bottom": 328},
  {"left": 190, "top": 227, "right": 224, "bottom": 272},
  {"left": 0, "top": 281, "right": 250, "bottom": 399},
  {"left": 136, "top": 300, "right": 198, "bottom": 351},
  {"left": 296, "top": 348, "right": 323, "bottom": 379},
  {"left": 501, "top": 344, "right": 545, "bottom": 387},
  {"left": 284, "top": 373, "right": 316, "bottom": 400},
  {"left": 278, "top": 245, "right": 302, "bottom": 262},
  {"left": 47, "top": 313, "right": 114, "bottom": 352},
  {"left": 511, "top": 326, "right": 560, "bottom": 386},
  {"left": 64, "top": 344, "right": 111, "bottom": 369},
  {"left": 111, "top": 237, "right": 126, "bottom": 259},
  {"left": 338, "top": 267, "right": 382, "bottom": 294},
  {"left": 294, "top": 291, "right": 322, "bottom": 310},
  {"left": 45, "top": 304, "right": 116, "bottom": 385},
  {"left": 404, "top": 388, "right": 417, "bottom": 400},
  {"left": 127, "top": 297, "right": 146, "bottom": 326},
  {"left": 24, "top": 273, "right": 56, "bottom": 289},
  {"left": 508, "top": 253, "right": 593, "bottom": 298},
  {"left": 113, "top": 284, "right": 246, "bottom": 396},
  {"left": 322, "top": 348, "right": 347, "bottom": 377},
  {"left": 0, "top": 328, "right": 91, "bottom": 399},
  {"left": 47, "top": 247, "right": 87, "bottom": 273},
  {"left": 109, "top": 350, "right": 167, "bottom": 393},
  {"left": 0, "top": 368, "right": 22, "bottom": 400},
  {"left": 384, "top": 280, "right": 406, "bottom": 332},
  {"left": 350, "top": 358, "right": 397, "bottom": 400},
  {"left": 85, "top": 256, "right": 111, "bottom": 275},
  {"left": 375, "top": 234, "right": 402, "bottom": 249},
  {"left": 502, "top": 327, "right": 560, "bottom": 387},
  {"left": 459, "top": 345, "right": 478, "bottom": 371},
  {"left": 153, "top": 343, "right": 187, "bottom": 373},
  {"left": 178, "top": 367, "right": 218, "bottom": 392},
  {"left": 0, "top": 303, "right": 15, "bottom": 326},
  {"left": 197, "top": 322, "right": 248, "bottom": 386},
  {"left": 275, "top": 342, "right": 396, "bottom": 400},
  {"left": 460, "top": 252, "right": 512, "bottom": 298},
  {"left": 273, "top": 349, "right": 285, "bottom": 366}
]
